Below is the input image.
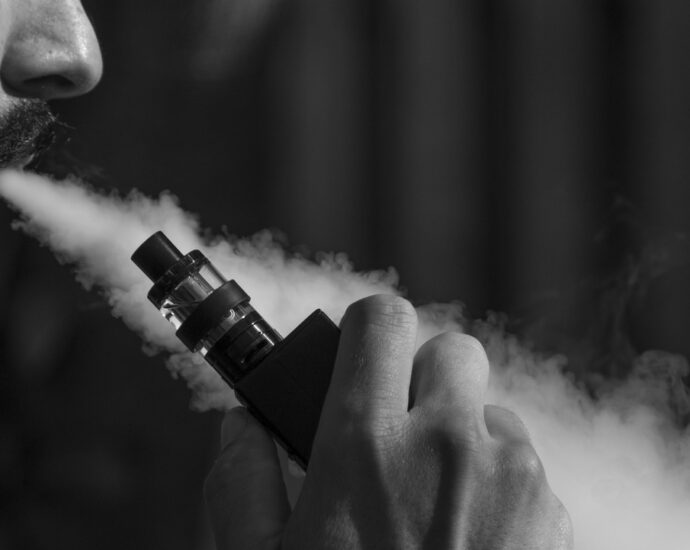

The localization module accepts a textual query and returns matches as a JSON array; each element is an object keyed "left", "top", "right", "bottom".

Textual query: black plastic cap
[{"left": 131, "top": 231, "right": 184, "bottom": 282}]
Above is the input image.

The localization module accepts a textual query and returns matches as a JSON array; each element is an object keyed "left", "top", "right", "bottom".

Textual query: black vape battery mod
[{"left": 131, "top": 231, "right": 340, "bottom": 469}]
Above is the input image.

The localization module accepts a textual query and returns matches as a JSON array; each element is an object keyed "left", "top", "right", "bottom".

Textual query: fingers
[
  {"left": 324, "top": 295, "right": 418, "bottom": 419},
  {"left": 484, "top": 404, "right": 531, "bottom": 443},
  {"left": 410, "top": 333, "right": 489, "bottom": 421},
  {"left": 204, "top": 407, "right": 290, "bottom": 550}
]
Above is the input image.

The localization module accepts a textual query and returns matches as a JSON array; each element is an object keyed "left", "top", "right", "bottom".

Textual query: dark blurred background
[{"left": 1, "top": 0, "right": 689, "bottom": 548}]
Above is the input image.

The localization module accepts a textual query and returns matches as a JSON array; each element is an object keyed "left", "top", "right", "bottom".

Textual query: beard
[{"left": 0, "top": 100, "right": 57, "bottom": 169}]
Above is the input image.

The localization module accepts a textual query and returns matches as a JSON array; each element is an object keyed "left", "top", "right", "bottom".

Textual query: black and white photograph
[{"left": 1, "top": 1, "right": 689, "bottom": 549}]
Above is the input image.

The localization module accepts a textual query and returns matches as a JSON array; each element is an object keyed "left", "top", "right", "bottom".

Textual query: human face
[{"left": 0, "top": 0, "right": 102, "bottom": 169}]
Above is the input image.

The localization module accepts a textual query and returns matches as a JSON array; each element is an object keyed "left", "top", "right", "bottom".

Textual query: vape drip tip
[{"left": 131, "top": 232, "right": 282, "bottom": 384}]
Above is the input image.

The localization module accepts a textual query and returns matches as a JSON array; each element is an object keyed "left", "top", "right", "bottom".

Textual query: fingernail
[{"left": 221, "top": 407, "right": 248, "bottom": 449}]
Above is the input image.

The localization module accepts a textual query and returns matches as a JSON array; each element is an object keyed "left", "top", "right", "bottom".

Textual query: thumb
[{"left": 205, "top": 407, "right": 290, "bottom": 550}]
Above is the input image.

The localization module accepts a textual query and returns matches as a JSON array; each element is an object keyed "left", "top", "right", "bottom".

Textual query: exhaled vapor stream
[{"left": 0, "top": 169, "right": 688, "bottom": 549}]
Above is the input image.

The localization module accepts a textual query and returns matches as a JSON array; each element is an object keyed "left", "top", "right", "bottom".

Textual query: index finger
[{"left": 323, "top": 294, "right": 418, "bottom": 421}]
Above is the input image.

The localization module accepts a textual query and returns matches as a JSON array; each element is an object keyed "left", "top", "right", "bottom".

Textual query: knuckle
[
  {"left": 321, "top": 410, "right": 405, "bottom": 465},
  {"left": 555, "top": 500, "right": 575, "bottom": 548},
  {"left": 424, "top": 408, "right": 486, "bottom": 457},
  {"left": 449, "top": 333, "right": 488, "bottom": 362},
  {"left": 498, "top": 441, "right": 546, "bottom": 483},
  {"left": 484, "top": 404, "right": 531, "bottom": 441},
  {"left": 418, "top": 332, "right": 488, "bottom": 365},
  {"left": 415, "top": 333, "right": 490, "bottom": 394},
  {"left": 328, "top": 387, "right": 378, "bottom": 427},
  {"left": 343, "top": 294, "right": 417, "bottom": 333},
  {"left": 343, "top": 411, "right": 399, "bottom": 446}
]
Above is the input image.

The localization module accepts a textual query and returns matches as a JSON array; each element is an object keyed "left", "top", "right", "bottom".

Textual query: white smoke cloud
[
  {"left": 476, "top": 318, "right": 690, "bottom": 549},
  {"left": 0, "top": 169, "right": 399, "bottom": 409},
  {"left": 0, "top": 168, "right": 689, "bottom": 549}
]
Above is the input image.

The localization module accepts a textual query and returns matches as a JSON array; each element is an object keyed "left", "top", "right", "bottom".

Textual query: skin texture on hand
[{"left": 205, "top": 295, "right": 573, "bottom": 549}]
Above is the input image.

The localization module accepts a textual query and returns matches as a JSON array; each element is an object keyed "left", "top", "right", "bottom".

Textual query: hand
[{"left": 205, "top": 295, "right": 573, "bottom": 549}]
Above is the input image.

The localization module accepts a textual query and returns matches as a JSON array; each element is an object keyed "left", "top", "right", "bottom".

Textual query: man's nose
[{"left": 0, "top": 1, "right": 103, "bottom": 100}]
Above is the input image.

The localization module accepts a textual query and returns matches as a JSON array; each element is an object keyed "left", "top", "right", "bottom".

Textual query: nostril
[
  {"left": 0, "top": 2, "right": 103, "bottom": 101},
  {"left": 22, "top": 74, "right": 77, "bottom": 97},
  {"left": 0, "top": 4, "right": 103, "bottom": 101}
]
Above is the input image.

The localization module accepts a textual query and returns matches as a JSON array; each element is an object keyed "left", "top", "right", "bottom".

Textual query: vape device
[{"left": 131, "top": 231, "right": 340, "bottom": 469}]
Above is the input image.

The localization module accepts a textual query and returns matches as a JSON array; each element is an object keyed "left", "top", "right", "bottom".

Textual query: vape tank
[{"left": 132, "top": 231, "right": 340, "bottom": 469}]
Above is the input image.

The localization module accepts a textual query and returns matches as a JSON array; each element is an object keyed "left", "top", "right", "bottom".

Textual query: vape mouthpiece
[
  {"left": 131, "top": 231, "right": 183, "bottom": 282},
  {"left": 131, "top": 231, "right": 341, "bottom": 469},
  {"left": 131, "top": 231, "right": 280, "bottom": 379}
]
